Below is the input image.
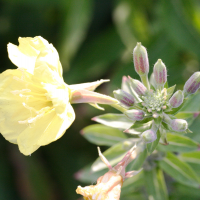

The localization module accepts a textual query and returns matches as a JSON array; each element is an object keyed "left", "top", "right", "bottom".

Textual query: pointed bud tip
[
  {"left": 80, "top": 130, "right": 84, "bottom": 135},
  {"left": 91, "top": 117, "right": 97, "bottom": 121}
]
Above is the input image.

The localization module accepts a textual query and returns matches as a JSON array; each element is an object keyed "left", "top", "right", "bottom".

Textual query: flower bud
[
  {"left": 141, "top": 129, "right": 157, "bottom": 143},
  {"left": 128, "top": 77, "right": 147, "bottom": 96},
  {"left": 169, "top": 90, "right": 184, "bottom": 108},
  {"left": 170, "top": 119, "right": 188, "bottom": 132},
  {"left": 153, "top": 59, "right": 167, "bottom": 87},
  {"left": 183, "top": 72, "right": 200, "bottom": 95},
  {"left": 133, "top": 42, "right": 149, "bottom": 76},
  {"left": 113, "top": 89, "right": 135, "bottom": 107},
  {"left": 125, "top": 109, "right": 145, "bottom": 121}
]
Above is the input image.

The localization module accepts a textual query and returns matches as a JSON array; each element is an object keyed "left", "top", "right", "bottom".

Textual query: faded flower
[{"left": 76, "top": 146, "right": 141, "bottom": 200}]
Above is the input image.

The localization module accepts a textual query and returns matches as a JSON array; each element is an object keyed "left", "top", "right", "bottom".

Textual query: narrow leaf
[
  {"left": 144, "top": 168, "right": 168, "bottom": 200},
  {"left": 147, "top": 129, "right": 161, "bottom": 154},
  {"left": 157, "top": 133, "right": 199, "bottom": 152},
  {"left": 159, "top": 152, "right": 200, "bottom": 188},
  {"left": 81, "top": 124, "right": 127, "bottom": 146},
  {"left": 92, "top": 113, "right": 133, "bottom": 129}
]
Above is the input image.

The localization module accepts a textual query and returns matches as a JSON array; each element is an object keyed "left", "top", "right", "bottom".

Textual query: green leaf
[
  {"left": 157, "top": 133, "right": 199, "bottom": 152},
  {"left": 175, "top": 112, "right": 199, "bottom": 126},
  {"left": 166, "top": 84, "right": 176, "bottom": 100},
  {"left": 144, "top": 168, "right": 168, "bottom": 200},
  {"left": 92, "top": 113, "right": 133, "bottom": 129},
  {"left": 147, "top": 129, "right": 161, "bottom": 154},
  {"left": 58, "top": 0, "right": 93, "bottom": 69},
  {"left": 179, "top": 151, "right": 200, "bottom": 177},
  {"left": 128, "top": 148, "right": 148, "bottom": 171},
  {"left": 75, "top": 163, "right": 107, "bottom": 183},
  {"left": 126, "top": 120, "right": 153, "bottom": 134},
  {"left": 159, "top": 152, "right": 200, "bottom": 188},
  {"left": 121, "top": 193, "right": 145, "bottom": 200},
  {"left": 180, "top": 151, "right": 200, "bottom": 165},
  {"left": 64, "top": 27, "right": 124, "bottom": 83},
  {"left": 162, "top": 0, "right": 200, "bottom": 58},
  {"left": 81, "top": 124, "right": 127, "bottom": 146},
  {"left": 91, "top": 142, "right": 131, "bottom": 172},
  {"left": 180, "top": 92, "right": 200, "bottom": 112},
  {"left": 121, "top": 171, "right": 144, "bottom": 196}
]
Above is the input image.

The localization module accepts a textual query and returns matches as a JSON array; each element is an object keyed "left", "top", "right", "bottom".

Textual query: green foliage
[{"left": 1, "top": 0, "right": 200, "bottom": 199}]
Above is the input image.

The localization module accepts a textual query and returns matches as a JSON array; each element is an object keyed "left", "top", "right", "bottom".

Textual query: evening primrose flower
[
  {"left": 76, "top": 146, "right": 141, "bottom": 200},
  {"left": 0, "top": 36, "right": 118, "bottom": 155}
]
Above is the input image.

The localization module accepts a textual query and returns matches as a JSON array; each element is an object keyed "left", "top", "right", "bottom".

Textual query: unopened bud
[
  {"left": 125, "top": 109, "right": 145, "bottom": 121},
  {"left": 113, "top": 89, "right": 135, "bottom": 107},
  {"left": 153, "top": 59, "right": 167, "bottom": 88},
  {"left": 170, "top": 119, "right": 188, "bottom": 132},
  {"left": 128, "top": 77, "right": 147, "bottom": 96},
  {"left": 169, "top": 90, "right": 184, "bottom": 108},
  {"left": 141, "top": 129, "right": 157, "bottom": 143},
  {"left": 133, "top": 42, "right": 149, "bottom": 76},
  {"left": 183, "top": 72, "right": 200, "bottom": 95}
]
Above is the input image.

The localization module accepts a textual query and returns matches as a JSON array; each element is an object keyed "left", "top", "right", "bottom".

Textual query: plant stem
[
  {"left": 140, "top": 74, "right": 150, "bottom": 90},
  {"left": 111, "top": 103, "right": 127, "bottom": 113}
]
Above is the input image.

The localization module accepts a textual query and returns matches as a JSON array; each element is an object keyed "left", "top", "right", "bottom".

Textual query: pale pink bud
[
  {"left": 170, "top": 119, "right": 188, "bottom": 132},
  {"left": 183, "top": 72, "right": 200, "bottom": 95},
  {"left": 169, "top": 90, "right": 184, "bottom": 108},
  {"left": 133, "top": 42, "right": 149, "bottom": 76},
  {"left": 153, "top": 59, "right": 167, "bottom": 87},
  {"left": 141, "top": 129, "right": 157, "bottom": 143},
  {"left": 70, "top": 89, "right": 118, "bottom": 104},
  {"left": 124, "top": 109, "right": 145, "bottom": 121},
  {"left": 113, "top": 89, "right": 135, "bottom": 107},
  {"left": 128, "top": 76, "right": 147, "bottom": 96}
]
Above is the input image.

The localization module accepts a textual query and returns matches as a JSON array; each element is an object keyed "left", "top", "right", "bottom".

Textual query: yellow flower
[
  {"left": 0, "top": 36, "right": 118, "bottom": 155},
  {"left": 76, "top": 146, "right": 141, "bottom": 200}
]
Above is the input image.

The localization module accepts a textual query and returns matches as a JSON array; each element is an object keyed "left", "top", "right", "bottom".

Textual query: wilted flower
[
  {"left": 76, "top": 146, "right": 141, "bottom": 200},
  {"left": 0, "top": 36, "right": 118, "bottom": 155}
]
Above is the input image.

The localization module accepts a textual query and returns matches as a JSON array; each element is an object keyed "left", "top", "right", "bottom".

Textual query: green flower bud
[
  {"left": 133, "top": 42, "right": 149, "bottom": 76},
  {"left": 128, "top": 76, "right": 147, "bottom": 96},
  {"left": 183, "top": 72, "right": 200, "bottom": 95},
  {"left": 141, "top": 129, "right": 157, "bottom": 143},
  {"left": 113, "top": 89, "right": 135, "bottom": 107},
  {"left": 125, "top": 109, "right": 145, "bottom": 121},
  {"left": 169, "top": 90, "right": 184, "bottom": 108},
  {"left": 170, "top": 119, "right": 188, "bottom": 132},
  {"left": 153, "top": 59, "right": 167, "bottom": 88}
]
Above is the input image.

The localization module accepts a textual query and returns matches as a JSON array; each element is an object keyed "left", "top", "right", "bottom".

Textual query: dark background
[{"left": 0, "top": 0, "right": 200, "bottom": 199}]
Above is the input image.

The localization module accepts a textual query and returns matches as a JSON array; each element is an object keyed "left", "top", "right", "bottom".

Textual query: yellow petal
[
  {"left": 7, "top": 36, "right": 48, "bottom": 73},
  {"left": 38, "top": 103, "right": 75, "bottom": 145},
  {"left": 17, "top": 104, "right": 75, "bottom": 155},
  {"left": 0, "top": 69, "right": 47, "bottom": 143},
  {"left": 7, "top": 36, "right": 63, "bottom": 76},
  {"left": 17, "top": 109, "right": 56, "bottom": 155}
]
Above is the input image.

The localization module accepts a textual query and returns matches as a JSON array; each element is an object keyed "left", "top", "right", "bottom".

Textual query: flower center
[{"left": 141, "top": 89, "right": 167, "bottom": 112}]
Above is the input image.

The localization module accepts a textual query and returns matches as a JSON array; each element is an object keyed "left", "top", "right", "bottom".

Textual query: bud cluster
[{"left": 113, "top": 42, "right": 200, "bottom": 144}]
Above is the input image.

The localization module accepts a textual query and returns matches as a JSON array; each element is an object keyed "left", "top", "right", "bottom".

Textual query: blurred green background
[{"left": 0, "top": 0, "right": 200, "bottom": 199}]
